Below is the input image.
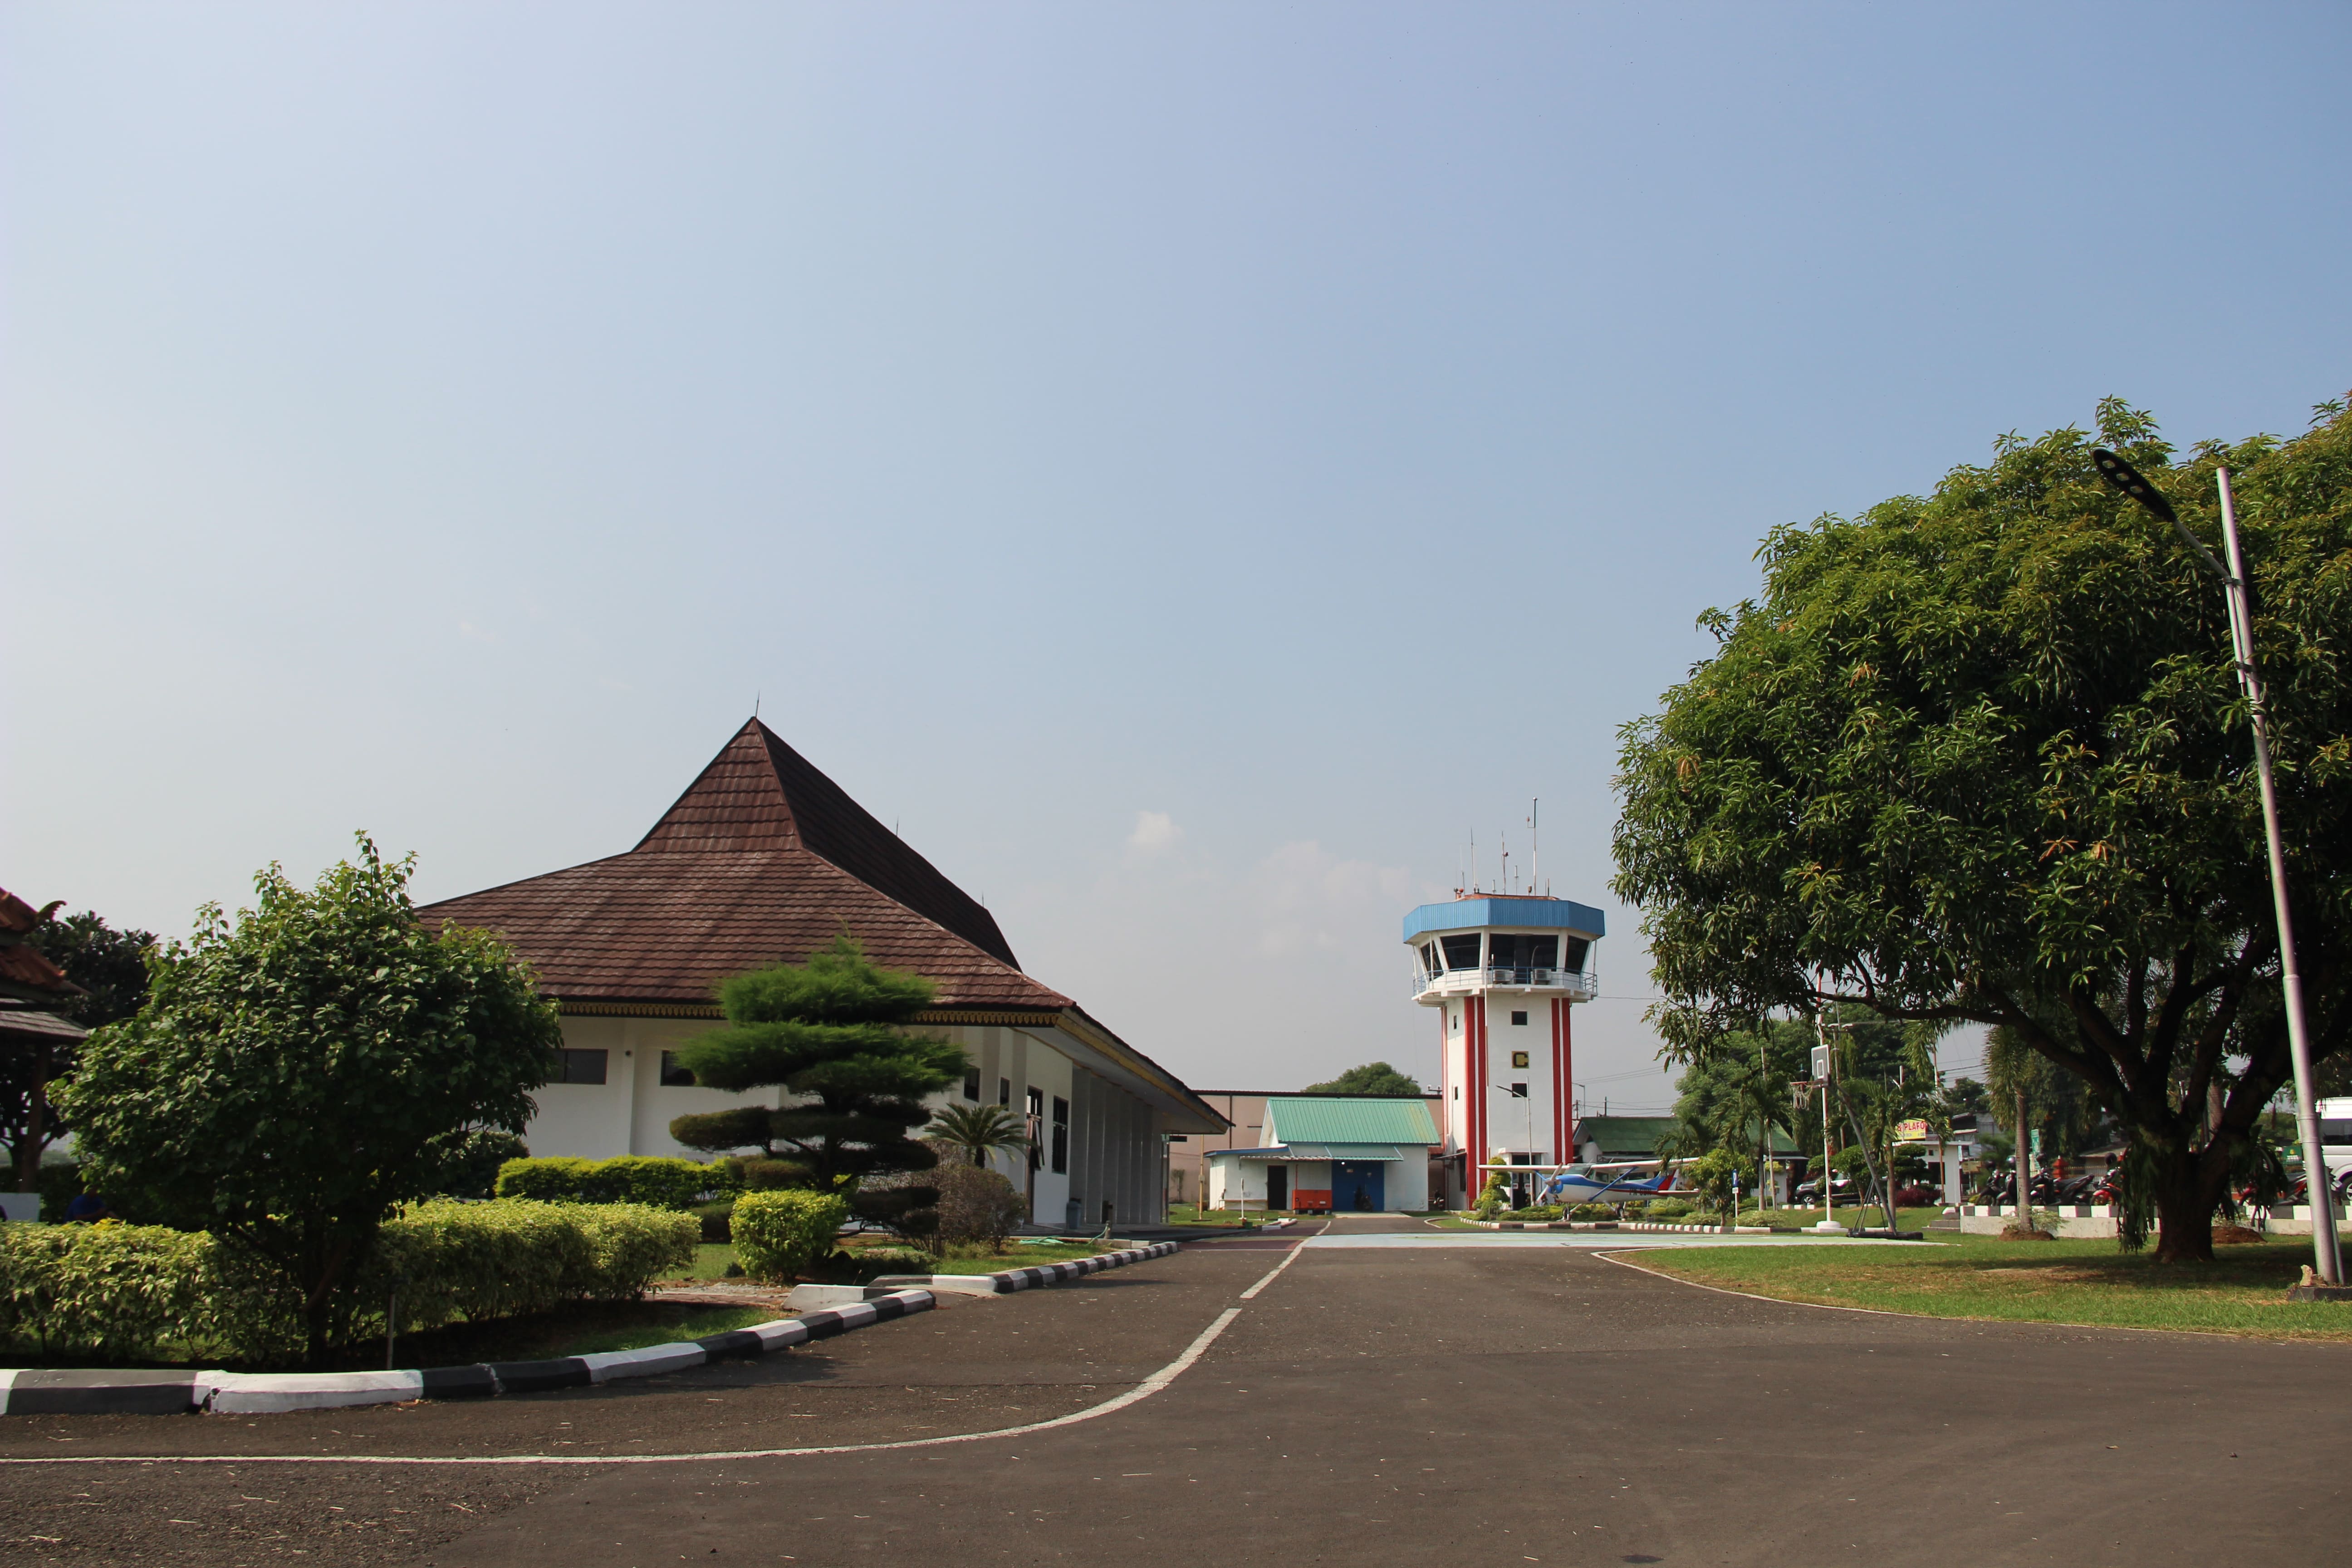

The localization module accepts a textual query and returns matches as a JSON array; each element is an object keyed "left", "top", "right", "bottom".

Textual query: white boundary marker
[
  {"left": 1238, "top": 1239, "right": 1307, "bottom": 1300},
  {"left": 0, "top": 1246, "right": 1293, "bottom": 1467}
]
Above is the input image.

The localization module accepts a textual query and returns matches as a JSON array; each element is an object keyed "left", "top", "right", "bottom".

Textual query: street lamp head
[{"left": 2089, "top": 448, "right": 2179, "bottom": 524}]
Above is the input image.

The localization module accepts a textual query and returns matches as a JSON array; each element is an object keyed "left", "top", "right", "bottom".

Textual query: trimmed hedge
[
  {"left": 0, "top": 1200, "right": 698, "bottom": 1366},
  {"left": 495, "top": 1155, "right": 737, "bottom": 1210},
  {"left": 731, "top": 1190, "right": 849, "bottom": 1283}
]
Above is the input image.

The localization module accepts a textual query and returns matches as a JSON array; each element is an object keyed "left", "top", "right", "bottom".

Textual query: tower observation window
[
  {"left": 1440, "top": 935, "right": 1483, "bottom": 971},
  {"left": 1488, "top": 934, "right": 1560, "bottom": 974}
]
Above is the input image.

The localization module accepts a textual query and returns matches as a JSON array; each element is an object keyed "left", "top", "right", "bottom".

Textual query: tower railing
[{"left": 1412, "top": 965, "right": 1598, "bottom": 1000}]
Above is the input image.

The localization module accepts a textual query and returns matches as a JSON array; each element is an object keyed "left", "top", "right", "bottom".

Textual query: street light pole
[{"left": 2093, "top": 451, "right": 2341, "bottom": 1283}]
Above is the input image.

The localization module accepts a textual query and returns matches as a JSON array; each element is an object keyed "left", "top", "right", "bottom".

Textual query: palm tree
[{"left": 925, "top": 1102, "right": 1030, "bottom": 1169}]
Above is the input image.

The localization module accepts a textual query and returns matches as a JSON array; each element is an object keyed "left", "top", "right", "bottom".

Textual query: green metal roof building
[{"left": 1205, "top": 1096, "right": 1441, "bottom": 1214}]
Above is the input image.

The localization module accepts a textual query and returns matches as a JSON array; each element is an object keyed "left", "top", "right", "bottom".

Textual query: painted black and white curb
[
  {"left": 0, "top": 1291, "right": 934, "bottom": 1418},
  {"left": 0, "top": 1239, "right": 1189, "bottom": 1418},
  {"left": 869, "top": 1240, "right": 1180, "bottom": 1298}
]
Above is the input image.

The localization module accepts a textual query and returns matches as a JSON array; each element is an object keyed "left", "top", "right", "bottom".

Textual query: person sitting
[{"left": 64, "top": 1192, "right": 110, "bottom": 1223}]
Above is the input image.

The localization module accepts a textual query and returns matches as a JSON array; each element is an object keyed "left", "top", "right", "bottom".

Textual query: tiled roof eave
[{"left": 552, "top": 996, "right": 1069, "bottom": 1027}]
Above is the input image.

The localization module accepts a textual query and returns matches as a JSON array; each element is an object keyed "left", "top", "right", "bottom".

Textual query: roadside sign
[{"left": 1895, "top": 1118, "right": 1931, "bottom": 1143}]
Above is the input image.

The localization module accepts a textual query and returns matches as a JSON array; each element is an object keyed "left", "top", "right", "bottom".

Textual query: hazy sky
[{"left": 6, "top": 2, "right": 2348, "bottom": 1111}]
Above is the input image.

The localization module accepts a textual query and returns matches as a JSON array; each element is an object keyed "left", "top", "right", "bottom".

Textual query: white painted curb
[
  {"left": 576, "top": 1343, "right": 708, "bottom": 1384},
  {"left": 206, "top": 1370, "right": 425, "bottom": 1415}
]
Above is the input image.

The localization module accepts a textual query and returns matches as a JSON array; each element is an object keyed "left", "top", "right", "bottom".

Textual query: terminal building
[
  {"left": 1405, "top": 893, "right": 1606, "bottom": 1209},
  {"left": 419, "top": 718, "right": 1226, "bottom": 1230}
]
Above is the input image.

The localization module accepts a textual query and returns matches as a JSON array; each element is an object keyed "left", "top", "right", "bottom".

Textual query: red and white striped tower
[{"left": 1405, "top": 894, "right": 1605, "bottom": 1209}]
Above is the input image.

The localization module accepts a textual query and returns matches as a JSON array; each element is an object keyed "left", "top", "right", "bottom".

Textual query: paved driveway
[{"left": 2, "top": 1214, "right": 2347, "bottom": 1564}]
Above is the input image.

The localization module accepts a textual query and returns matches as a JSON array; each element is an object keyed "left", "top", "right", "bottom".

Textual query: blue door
[{"left": 1333, "top": 1161, "right": 1386, "bottom": 1212}]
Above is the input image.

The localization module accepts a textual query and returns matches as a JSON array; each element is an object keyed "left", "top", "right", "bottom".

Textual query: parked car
[{"left": 1792, "top": 1174, "right": 1854, "bottom": 1205}]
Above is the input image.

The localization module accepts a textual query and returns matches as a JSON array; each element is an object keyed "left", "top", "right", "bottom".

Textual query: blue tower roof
[{"left": 1402, "top": 897, "right": 1605, "bottom": 943}]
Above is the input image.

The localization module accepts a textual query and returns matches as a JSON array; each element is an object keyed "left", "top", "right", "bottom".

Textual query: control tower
[{"left": 1404, "top": 894, "right": 1605, "bottom": 1208}]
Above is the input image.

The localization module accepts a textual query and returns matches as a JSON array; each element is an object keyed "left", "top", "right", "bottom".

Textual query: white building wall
[
  {"left": 1383, "top": 1155, "right": 1430, "bottom": 1211},
  {"left": 524, "top": 1017, "right": 636, "bottom": 1157},
  {"left": 530, "top": 1014, "right": 1171, "bottom": 1232},
  {"left": 522, "top": 1015, "right": 780, "bottom": 1161},
  {"left": 1482, "top": 994, "right": 1557, "bottom": 1161}
]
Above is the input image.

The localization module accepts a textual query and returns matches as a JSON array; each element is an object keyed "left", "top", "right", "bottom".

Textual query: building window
[
  {"left": 1509, "top": 1082, "right": 1528, "bottom": 1098},
  {"left": 1166, "top": 1134, "right": 1189, "bottom": 1143},
  {"left": 963, "top": 1068, "right": 982, "bottom": 1102},
  {"left": 999, "top": 1077, "right": 1012, "bottom": 1107},
  {"left": 559, "top": 1049, "right": 608, "bottom": 1085},
  {"left": 1510, "top": 1050, "right": 1530, "bottom": 1069},
  {"left": 1027, "top": 1086, "right": 1044, "bottom": 1169},
  {"left": 1452, "top": 1086, "right": 1459, "bottom": 1100},
  {"left": 658, "top": 1051, "right": 695, "bottom": 1087},
  {"left": 1510, "top": 1010, "right": 1528, "bottom": 1027},
  {"left": 1051, "top": 1096, "right": 1071, "bottom": 1174},
  {"left": 1440, "top": 934, "right": 1482, "bottom": 971}
]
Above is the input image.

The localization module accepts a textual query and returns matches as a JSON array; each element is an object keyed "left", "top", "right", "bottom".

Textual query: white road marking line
[
  {"left": 0, "top": 1308, "right": 1249, "bottom": 1469},
  {"left": 1238, "top": 1242, "right": 1305, "bottom": 1300}
]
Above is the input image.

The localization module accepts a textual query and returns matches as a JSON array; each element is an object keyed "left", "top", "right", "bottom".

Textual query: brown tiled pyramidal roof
[
  {"left": 0, "top": 887, "right": 78, "bottom": 1001},
  {"left": 416, "top": 720, "right": 1067, "bottom": 1012}
]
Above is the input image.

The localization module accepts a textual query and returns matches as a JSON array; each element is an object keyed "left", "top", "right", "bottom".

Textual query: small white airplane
[{"left": 1534, "top": 1161, "right": 1691, "bottom": 1207}]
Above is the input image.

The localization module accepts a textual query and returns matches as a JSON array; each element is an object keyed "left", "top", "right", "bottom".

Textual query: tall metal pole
[{"left": 2214, "top": 469, "right": 2341, "bottom": 1283}]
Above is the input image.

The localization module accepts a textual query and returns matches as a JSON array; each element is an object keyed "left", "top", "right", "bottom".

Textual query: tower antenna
[{"left": 1531, "top": 798, "right": 1539, "bottom": 894}]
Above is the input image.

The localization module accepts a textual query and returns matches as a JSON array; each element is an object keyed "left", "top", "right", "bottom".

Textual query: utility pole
[
  {"left": 2093, "top": 451, "right": 2342, "bottom": 1282},
  {"left": 1810, "top": 1005, "right": 1842, "bottom": 1234}
]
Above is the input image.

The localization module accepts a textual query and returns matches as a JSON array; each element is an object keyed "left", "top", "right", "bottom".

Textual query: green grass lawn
[
  {"left": 674, "top": 1242, "right": 740, "bottom": 1280},
  {"left": 1623, "top": 1229, "right": 2352, "bottom": 1340}
]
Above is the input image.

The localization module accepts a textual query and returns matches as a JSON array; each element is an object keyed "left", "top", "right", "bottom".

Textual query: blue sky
[{"left": 5, "top": 2, "right": 2347, "bottom": 1108}]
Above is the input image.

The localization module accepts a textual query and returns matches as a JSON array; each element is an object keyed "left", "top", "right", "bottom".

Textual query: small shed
[{"left": 1205, "top": 1096, "right": 1439, "bottom": 1214}]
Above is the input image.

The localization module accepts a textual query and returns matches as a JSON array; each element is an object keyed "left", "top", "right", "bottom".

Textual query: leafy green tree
[
  {"left": 54, "top": 838, "right": 561, "bottom": 1364},
  {"left": 1613, "top": 397, "right": 2352, "bottom": 1262},
  {"left": 3, "top": 908, "right": 157, "bottom": 1191},
  {"left": 29, "top": 910, "right": 157, "bottom": 1027},
  {"left": 1684, "top": 1147, "right": 1755, "bottom": 1221},
  {"left": 924, "top": 1102, "right": 1030, "bottom": 1167},
  {"left": 1303, "top": 1061, "right": 1426, "bottom": 1096},
  {"left": 670, "top": 936, "right": 965, "bottom": 1241},
  {"left": 1667, "top": 1018, "right": 1809, "bottom": 1202},
  {"left": 421, "top": 1128, "right": 529, "bottom": 1200}
]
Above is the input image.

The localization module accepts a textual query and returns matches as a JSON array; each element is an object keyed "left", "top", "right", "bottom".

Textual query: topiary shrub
[
  {"left": 1473, "top": 1163, "right": 1511, "bottom": 1220},
  {"left": 494, "top": 1155, "right": 735, "bottom": 1210},
  {"left": 495, "top": 1156, "right": 598, "bottom": 1202},
  {"left": 731, "top": 1190, "right": 850, "bottom": 1283},
  {"left": 424, "top": 1131, "right": 529, "bottom": 1200},
  {"left": 0, "top": 1200, "right": 699, "bottom": 1366},
  {"left": 1643, "top": 1197, "right": 1695, "bottom": 1219},
  {"left": 720, "top": 1156, "right": 807, "bottom": 1191},
  {"left": 933, "top": 1164, "right": 1026, "bottom": 1251}
]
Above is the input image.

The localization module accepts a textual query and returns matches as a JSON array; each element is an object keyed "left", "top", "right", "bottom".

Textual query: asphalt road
[{"left": 4, "top": 1215, "right": 2349, "bottom": 1565}]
